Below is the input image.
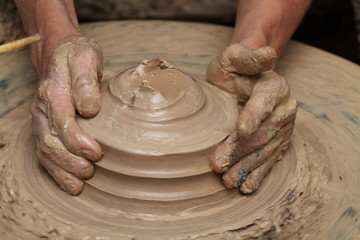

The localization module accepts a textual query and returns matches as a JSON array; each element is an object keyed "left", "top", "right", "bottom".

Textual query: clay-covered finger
[
  {"left": 52, "top": 112, "right": 102, "bottom": 162},
  {"left": 70, "top": 39, "right": 103, "bottom": 117},
  {"left": 239, "top": 141, "right": 290, "bottom": 194},
  {"left": 41, "top": 135, "right": 94, "bottom": 179},
  {"left": 210, "top": 117, "right": 292, "bottom": 174},
  {"left": 210, "top": 141, "right": 237, "bottom": 173},
  {"left": 45, "top": 81, "right": 102, "bottom": 161},
  {"left": 223, "top": 44, "right": 277, "bottom": 75},
  {"left": 32, "top": 106, "right": 94, "bottom": 179},
  {"left": 206, "top": 56, "right": 238, "bottom": 94},
  {"left": 210, "top": 98, "right": 297, "bottom": 173},
  {"left": 222, "top": 121, "right": 294, "bottom": 188},
  {"left": 234, "top": 97, "right": 297, "bottom": 156},
  {"left": 37, "top": 150, "right": 84, "bottom": 195},
  {"left": 237, "top": 71, "right": 290, "bottom": 138}
]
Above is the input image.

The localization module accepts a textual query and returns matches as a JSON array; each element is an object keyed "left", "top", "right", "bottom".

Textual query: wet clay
[
  {"left": 1, "top": 21, "right": 360, "bottom": 239},
  {"left": 77, "top": 57, "right": 239, "bottom": 202}
]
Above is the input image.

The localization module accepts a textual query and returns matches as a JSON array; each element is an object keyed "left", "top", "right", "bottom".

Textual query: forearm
[
  {"left": 231, "top": 0, "right": 312, "bottom": 55},
  {"left": 14, "top": 0, "right": 81, "bottom": 69}
]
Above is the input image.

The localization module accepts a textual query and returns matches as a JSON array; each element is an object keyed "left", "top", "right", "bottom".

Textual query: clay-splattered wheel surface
[{"left": 1, "top": 21, "right": 360, "bottom": 239}]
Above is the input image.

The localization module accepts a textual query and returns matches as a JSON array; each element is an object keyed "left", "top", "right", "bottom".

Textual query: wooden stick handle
[{"left": 0, "top": 34, "right": 41, "bottom": 54}]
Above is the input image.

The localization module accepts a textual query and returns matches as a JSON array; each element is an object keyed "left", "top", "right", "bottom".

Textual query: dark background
[
  {"left": 75, "top": 0, "right": 359, "bottom": 64},
  {"left": 2, "top": 0, "right": 359, "bottom": 64},
  {"left": 293, "top": 0, "right": 359, "bottom": 63}
]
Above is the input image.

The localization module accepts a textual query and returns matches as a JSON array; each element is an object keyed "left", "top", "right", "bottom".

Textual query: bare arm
[
  {"left": 231, "top": 0, "right": 312, "bottom": 54},
  {"left": 14, "top": 0, "right": 81, "bottom": 71},
  {"left": 14, "top": 0, "right": 103, "bottom": 195},
  {"left": 207, "top": 0, "right": 311, "bottom": 193}
]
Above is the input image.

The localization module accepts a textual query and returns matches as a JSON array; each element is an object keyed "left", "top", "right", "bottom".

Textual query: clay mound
[
  {"left": 1, "top": 21, "right": 359, "bottom": 240},
  {"left": 2, "top": 59, "right": 324, "bottom": 239},
  {"left": 78, "top": 58, "right": 238, "bottom": 203}
]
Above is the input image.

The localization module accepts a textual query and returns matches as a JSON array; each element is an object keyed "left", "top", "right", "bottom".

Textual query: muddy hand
[
  {"left": 31, "top": 36, "right": 103, "bottom": 195},
  {"left": 207, "top": 44, "right": 298, "bottom": 194}
]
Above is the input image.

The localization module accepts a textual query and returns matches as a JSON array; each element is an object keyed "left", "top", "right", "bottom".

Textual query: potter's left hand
[
  {"left": 206, "top": 44, "right": 298, "bottom": 194},
  {"left": 31, "top": 35, "right": 103, "bottom": 195}
]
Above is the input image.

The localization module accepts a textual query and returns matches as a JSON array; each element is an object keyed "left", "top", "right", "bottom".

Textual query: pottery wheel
[{"left": 1, "top": 21, "right": 360, "bottom": 239}]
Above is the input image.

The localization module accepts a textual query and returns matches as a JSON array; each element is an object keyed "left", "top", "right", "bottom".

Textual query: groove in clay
[
  {"left": 0, "top": 59, "right": 327, "bottom": 239},
  {"left": 79, "top": 57, "right": 239, "bottom": 202}
]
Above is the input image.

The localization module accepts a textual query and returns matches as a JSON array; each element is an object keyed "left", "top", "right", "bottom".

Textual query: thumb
[
  {"left": 70, "top": 38, "right": 103, "bottom": 118},
  {"left": 223, "top": 44, "right": 277, "bottom": 75}
]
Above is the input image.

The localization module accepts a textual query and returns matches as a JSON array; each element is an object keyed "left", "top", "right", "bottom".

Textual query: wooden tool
[{"left": 0, "top": 34, "right": 41, "bottom": 54}]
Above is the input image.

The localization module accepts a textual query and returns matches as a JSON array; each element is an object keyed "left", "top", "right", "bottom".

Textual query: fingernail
[
  {"left": 210, "top": 154, "right": 227, "bottom": 173},
  {"left": 78, "top": 95, "right": 101, "bottom": 118},
  {"left": 80, "top": 165, "right": 94, "bottom": 179},
  {"left": 82, "top": 149, "right": 97, "bottom": 161},
  {"left": 61, "top": 179, "right": 84, "bottom": 196},
  {"left": 68, "top": 182, "right": 84, "bottom": 196},
  {"left": 211, "top": 143, "right": 237, "bottom": 173},
  {"left": 239, "top": 183, "right": 253, "bottom": 194},
  {"left": 222, "top": 174, "right": 235, "bottom": 188},
  {"left": 221, "top": 161, "right": 231, "bottom": 168}
]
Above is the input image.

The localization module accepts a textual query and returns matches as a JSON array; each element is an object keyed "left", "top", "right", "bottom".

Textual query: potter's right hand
[
  {"left": 30, "top": 35, "right": 103, "bottom": 195},
  {"left": 207, "top": 44, "right": 297, "bottom": 194}
]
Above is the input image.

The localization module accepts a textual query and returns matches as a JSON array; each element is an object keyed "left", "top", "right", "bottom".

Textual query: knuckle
[
  {"left": 37, "top": 80, "right": 53, "bottom": 103},
  {"left": 282, "top": 79, "right": 290, "bottom": 96},
  {"left": 43, "top": 134, "right": 62, "bottom": 149},
  {"left": 79, "top": 37, "right": 102, "bottom": 53},
  {"left": 288, "top": 97, "right": 298, "bottom": 113},
  {"left": 219, "top": 51, "right": 232, "bottom": 71},
  {"left": 75, "top": 75, "right": 93, "bottom": 87},
  {"left": 77, "top": 39, "right": 102, "bottom": 58},
  {"left": 257, "top": 46, "right": 277, "bottom": 61},
  {"left": 84, "top": 47, "right": 99, "bottom": 58},
  {"left": 51, "top": 115, "right": 72, "bottom": 133},
  {"left": 89, "top": 38, "right": 102, "bottom": 52},
  {"left": 278, "top": 75, "right": 290, "bottom": 93},
  {"left": 68, "top": 39, "right": 101, "bottom": 61},
  {"left": 271, "top": 73, "right": 290, "bottom": 100},
  {"left": 206, "top": 59, "right": 237, "bottom": 94},
  {"left": 39, "top": 140, "right": 54, "bottom": 157}
]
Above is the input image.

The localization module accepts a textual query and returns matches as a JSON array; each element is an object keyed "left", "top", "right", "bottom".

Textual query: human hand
[
  {"left": 30, "top": 35, "right": 103, "bottom": 195},
  {"left": 206, "top": 44, "right": 298, "bottom": 194}
]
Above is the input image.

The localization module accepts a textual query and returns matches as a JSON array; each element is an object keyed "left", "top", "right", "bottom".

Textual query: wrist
[
  {"left": 14, "top": 0, "right": 81, "bottom": 71},
  {"left": 230, "top": 0, "right": 312, "bottom": 55},
  {"left": 38, "top": 33, "right": 83, "bottom": 74},
  {"left": 230, "top": 2, "right": 283, "bottom": 53},
  {"left": 231, "top": 34, "right": 268, "bottom": 51}
]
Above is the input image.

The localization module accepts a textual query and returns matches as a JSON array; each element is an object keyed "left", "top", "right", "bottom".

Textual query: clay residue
[
  {"left": 80, "top": 58, "right": 238, "bottom": 156},
  {"left": 77, "top": 58, "right": 238, "bottom": 202},
  {"left": 114, "top": 58, "right": 188, "bottom": 108},
  {"left": 1, "top": 60, "right": 347, "bottom": 240},
  {"left": 0, "top": 103, "right": 343, "bottom": 240},
  {"left": 1, "top": 21, "right": 360, "bottom": 239}
]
